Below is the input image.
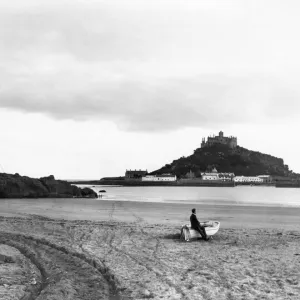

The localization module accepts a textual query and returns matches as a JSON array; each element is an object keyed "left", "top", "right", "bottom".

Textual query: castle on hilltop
[{"left": 201, "top": 131, "right": 237, "bottom": 149}]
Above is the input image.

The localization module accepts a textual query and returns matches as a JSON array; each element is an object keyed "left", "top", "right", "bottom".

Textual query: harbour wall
[{"left": 96, "top": 179, "right": 235, "bottom": 187}]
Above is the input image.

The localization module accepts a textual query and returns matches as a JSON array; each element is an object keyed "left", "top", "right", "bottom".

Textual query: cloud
[
  {"left": 1, "top": 0, "right": 300, "bottom": 131},
  {"left": 1, "top": 71, "right": 299, "bottom": 131}
]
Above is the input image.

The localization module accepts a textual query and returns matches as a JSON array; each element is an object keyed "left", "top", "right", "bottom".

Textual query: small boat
[{"left": 180, "top": 221, "right": 220, "bottom": 241}]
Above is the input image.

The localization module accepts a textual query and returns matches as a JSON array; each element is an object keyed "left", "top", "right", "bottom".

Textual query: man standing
[{"left": 190, "top": 208, "right": 209, "bottom": 241}]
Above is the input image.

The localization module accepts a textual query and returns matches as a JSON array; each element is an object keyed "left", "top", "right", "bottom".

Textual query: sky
[{"left": 1, "top": 0, "right": 300, "bottom": 179}]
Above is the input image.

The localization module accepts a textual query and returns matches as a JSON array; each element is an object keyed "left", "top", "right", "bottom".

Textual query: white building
[
  {"left": 257, "top": 175, "right": 273, "bottom": 183},
  {"left": 201, "top": 173, "right": 220, "bottom": 180},
  {"left": 201, "top": 167, "right": 220, "bottom": 180},
  {"left": 233, "top": 176, "right": 263, "bottom": 183},
  {"left": 142, "top": 174, "right": 177, "bottom": 182},
  {"left": 201, "top": 172, "right": 234, "bottom": 181}
]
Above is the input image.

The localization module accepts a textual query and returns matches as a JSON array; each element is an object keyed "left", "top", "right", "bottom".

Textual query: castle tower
[
  {"left": 201, "top": 137, "right": 206, "bottom": 148},
  {"left": 229, "top": 137, "right": 237, "bottom": 148},
  {"left": 219, "top": 131, "right": 224, "bottom": 138}
]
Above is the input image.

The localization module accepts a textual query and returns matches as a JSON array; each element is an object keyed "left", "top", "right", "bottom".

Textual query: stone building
[
  {"left": 125, "top": 169, "right": 148, "bottom": 179},
  {"left": 185, "top": 170, "right": 196, "bottom": 179},
  {"left": 201, "top": 131, "right": 237, "bottom": 149}
]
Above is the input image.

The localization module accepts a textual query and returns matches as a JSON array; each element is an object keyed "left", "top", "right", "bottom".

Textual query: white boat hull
[{"left": 181, "top": 221, "right": 220, "bottom": 241}]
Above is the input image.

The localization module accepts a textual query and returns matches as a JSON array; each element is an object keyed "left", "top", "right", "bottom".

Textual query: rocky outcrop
[{"left": 0, "top": 173, "right": 98, "bottom": 199}]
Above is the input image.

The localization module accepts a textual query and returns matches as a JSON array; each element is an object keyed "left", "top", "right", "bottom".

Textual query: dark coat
[{"left": 190, "top": 213, "right": 201, "bottom": 229}]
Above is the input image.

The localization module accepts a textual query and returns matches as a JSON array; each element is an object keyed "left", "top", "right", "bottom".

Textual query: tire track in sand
[
  {"left": 95, "top": 203, "right": 188, "bottom": 299},
  {"left": 0, "top": 231, "right": 124, "bottom": 300},
  {"left": 93, "top": 227, "right": 191, "bottom": 300},
  {"left": 108, "top": 202, "right": 116, "bottom": 221}
]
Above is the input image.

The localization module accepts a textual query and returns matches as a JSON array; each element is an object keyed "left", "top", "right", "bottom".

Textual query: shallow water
[{"left": 79, "top": 185, "right": 300, "bottom": 207}]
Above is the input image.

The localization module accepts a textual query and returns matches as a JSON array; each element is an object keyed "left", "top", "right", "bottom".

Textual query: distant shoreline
[
  {"left": 70, "top": 179, "right": 300, "bottom": 188},
  {"left": 71, "top": 179, "right": 235, "bottom": 187}
]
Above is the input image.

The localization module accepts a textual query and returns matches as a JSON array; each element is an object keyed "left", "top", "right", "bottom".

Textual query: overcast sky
[{"left": 1, "top": 0, "right": 300, "bottom": 179}]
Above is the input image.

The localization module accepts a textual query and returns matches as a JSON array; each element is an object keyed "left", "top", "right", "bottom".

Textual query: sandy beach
[{"left": 0, "top": 198, "right": 299, "bottom": 299}]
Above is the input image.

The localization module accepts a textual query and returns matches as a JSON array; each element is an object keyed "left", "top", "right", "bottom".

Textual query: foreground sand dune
[{"left": 0, "top": 207, "right": 299, "bottom": 300}]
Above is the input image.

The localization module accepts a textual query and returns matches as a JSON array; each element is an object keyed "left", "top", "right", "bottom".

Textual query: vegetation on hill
[{"left": 152, "top": 144, "right": 295, "bottom": 178}]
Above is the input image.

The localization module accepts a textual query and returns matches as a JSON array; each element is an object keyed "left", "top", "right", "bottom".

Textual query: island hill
[
  {"left": 0, "top": 174, "right": 98, "bottom": 198},
  {"left": 155, "top": 131, "right": 292, "bottom": 179},
  {"left": 97, "top": 131, "right": 300, "bottom": 187}
]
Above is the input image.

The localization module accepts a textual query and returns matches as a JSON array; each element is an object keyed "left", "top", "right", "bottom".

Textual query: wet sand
[
  {"left": 0, "top": 199, "right": 299, "bottom": 299},
  {"left": 0, "top": 198, "right": 299, "bottom": 229}
]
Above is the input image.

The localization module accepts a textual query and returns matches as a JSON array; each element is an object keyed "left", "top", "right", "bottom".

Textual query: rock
[
  {"left": 81, "top": 188, "right": 98, "bottom": 198},
  {"left": 0, "top": 173, "right": 49, "bottom": 198},
  {"left": 99, "top": 190, "right": 106, "bottom": 193},
  {"left": 0, "top": 173, "right": 98, "bottom": 198}
]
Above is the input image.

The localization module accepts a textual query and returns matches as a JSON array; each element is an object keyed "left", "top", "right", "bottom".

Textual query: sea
[{"left": 77, "top": 185, "right": 300, "bottom": 208}]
